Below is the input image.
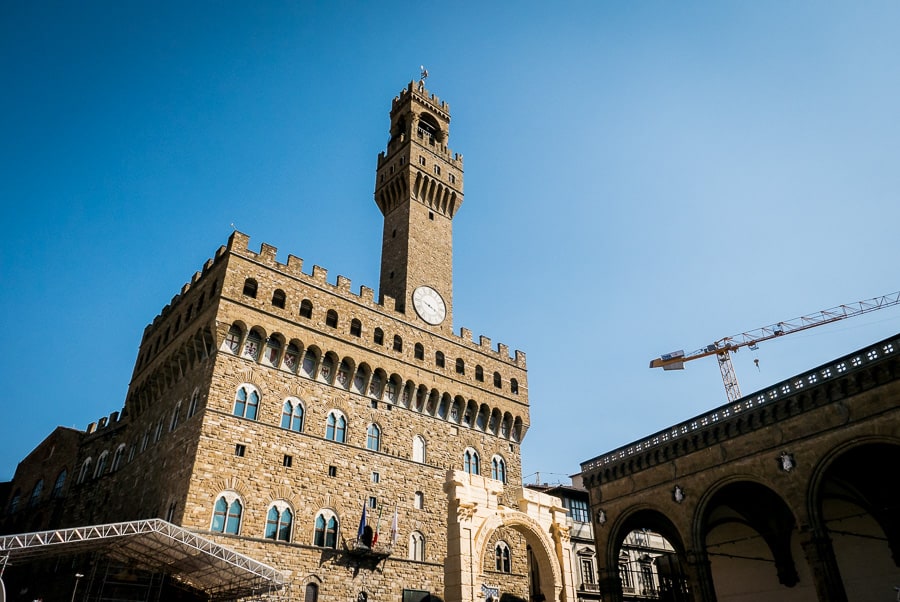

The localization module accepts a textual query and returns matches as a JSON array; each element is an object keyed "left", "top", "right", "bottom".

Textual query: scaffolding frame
[{"left": 0, "top": 518, "right": 287, "bottom": 600}]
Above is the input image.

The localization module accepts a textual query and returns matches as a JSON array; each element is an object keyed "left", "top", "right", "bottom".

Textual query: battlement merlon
[{"left": 394, "top": 81, "right": 450, "bottom": 121}]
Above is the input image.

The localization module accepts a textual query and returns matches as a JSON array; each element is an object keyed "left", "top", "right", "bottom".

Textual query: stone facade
[
  {"left": 0, "top": 81, "right": 547, "bottom": 602},
  {"left": 579, "top": 334, "right": 900, "bottom": 602}
]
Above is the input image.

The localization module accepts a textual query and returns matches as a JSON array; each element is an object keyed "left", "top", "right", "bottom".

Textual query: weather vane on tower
[{"left": 418, "top": 65, "right": 429, "bottom": 89}]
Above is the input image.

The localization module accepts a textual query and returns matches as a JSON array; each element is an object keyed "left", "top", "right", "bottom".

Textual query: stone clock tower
[{"left": 375, "top": 79, "right": 464, "bottom": 332}]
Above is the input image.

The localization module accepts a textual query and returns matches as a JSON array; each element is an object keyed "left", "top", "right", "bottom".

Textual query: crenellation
[
  {"left": 285, "top": 254, "right": 303, "bottom": 274},
  {"left": 460, "top": 327, "right": 473, "bottom": 343},
  {"left": 311, "top": 265, "right": 328, "bottom": 282},
  {"left": 497, "top": 343, "right": 509, "bottom": 360},
  {"left": 259, "top": 243, "right": 278, "bottom": 265},
  {"left": 479, "top": 335, "right": 492, "bottom": 349},
  {"left": 336, "top": 275, "right": 351, "bottom": 292},
  {"left": 515, "top": 350, "right": 526, "bottom": 367},
  {"left": 359, "top": 285, "right": 374, "bottom": 302}
]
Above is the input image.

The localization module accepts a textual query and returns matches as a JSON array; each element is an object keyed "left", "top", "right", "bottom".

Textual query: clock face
[{"left": 412, "top": 286, "right": 447, "bottom": 325}]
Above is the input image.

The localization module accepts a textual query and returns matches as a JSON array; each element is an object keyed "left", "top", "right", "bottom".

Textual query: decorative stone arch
[{"left": 444, "top": 470, "right": 575, "bottom": 602}]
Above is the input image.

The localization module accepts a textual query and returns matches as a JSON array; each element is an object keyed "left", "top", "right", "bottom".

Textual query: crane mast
[{"left": 650, "top": 290, "right": 900, "bottom": 402}]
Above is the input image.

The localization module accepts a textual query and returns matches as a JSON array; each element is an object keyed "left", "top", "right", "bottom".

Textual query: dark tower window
[
  {"left": 242, "top": 278, "right": 258, "bottom": 298},
  {"left": 435, "top": 351, "right": 445, "bottom": 368},
  {"left": 393, "top": 335, "right": 403, "bottom": 352},
  {"left": 350, "top": 319, "right": 362, "bottom": 337},
  {"left": 493, "top": 372, "right": 502, "bottom": 388},
  {"left": 414, "top": 343, "right": 424, "bottom": 360},
  {"left": 455, "top": 359, "right": 465, "bottom": 375},
  {"left": 325, "top": 310, "right": 338, "bottom": 328},
  {"left": 510, "top": 378, "right": 519, "bottom": 395},
  {"left": 299, "top": 299, "right": 313, "bottom": 318},
  {"left": 475, "top": 365, "right": 484, "bottom": 382},
  {"left": 374, "top": 328, "right": 384, "bottom": 345},
  {"left": 272, "top": 289, "right": 286, "bottom": 309}
]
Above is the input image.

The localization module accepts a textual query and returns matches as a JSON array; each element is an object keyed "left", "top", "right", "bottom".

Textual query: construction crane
[{"left": 650, "top": 290, "right": 900, "bottom": 402}]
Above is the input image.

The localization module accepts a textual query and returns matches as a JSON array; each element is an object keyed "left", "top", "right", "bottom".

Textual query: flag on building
[
  {"left": 390, "top": 506, "right": 399, "bottom": 545},
  {"left": 372, "top": 505, "right": 384, "bottom": 546},
  {"left": 356, "top": 501, "right": 367, "bottom": 546}
]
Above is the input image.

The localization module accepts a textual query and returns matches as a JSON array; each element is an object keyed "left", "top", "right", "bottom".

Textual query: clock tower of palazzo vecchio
[
  {"left": 2, "top": 80, "right": 577, "bottom": 602},
  {"left": 375, "top": 79, "right": 463, "bottom": 332}
]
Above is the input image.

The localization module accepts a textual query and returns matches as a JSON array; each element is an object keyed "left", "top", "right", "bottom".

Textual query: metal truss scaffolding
[{"left": 0, "top": 518, "right": 286, "bottom": 600}]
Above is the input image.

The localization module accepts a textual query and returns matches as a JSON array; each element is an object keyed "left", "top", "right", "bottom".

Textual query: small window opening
[{"left": 235, "top": 444, "right": 246, "bottom": 457}]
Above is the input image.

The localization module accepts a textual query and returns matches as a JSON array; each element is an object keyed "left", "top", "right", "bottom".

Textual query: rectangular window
[
  {"left": 328, "top": 465, "right": 337, "bottom": 477},
  {"left": 371, "top": 400, "right": 378, "bottom": 409},
  {"left": 235, "top": 444, "right": 246, "bottom": 457},
  {"left": 581, "top": 558, "right": 596, "bottom": 584},
  {"left": 372, "top": 472, "right": 380, "bottom": 483},
  {"left": 433, "top": 165, "right": 441, "bottom": 175},
  {"left": 563, "top": 497, "right": 590, "bottom": 522},
  {"left": 418, "top": 156, "right": 426, "bottom": 166},
  {"left": 369, "top": 496, "right": 377, "bottom": 509},
  {"left": 283, "top": 454, "right": 293, "bottom": 467},
  {"left": 449, "top": 173, "right": 456, "bottom": 184}
]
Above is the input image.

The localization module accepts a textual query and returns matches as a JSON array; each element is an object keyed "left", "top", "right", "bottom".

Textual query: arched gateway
[{"left": 445, "top": 471, "right": 577, "bottom": 602}]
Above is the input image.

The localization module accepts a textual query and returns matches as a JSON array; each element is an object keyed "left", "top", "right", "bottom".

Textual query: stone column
[
  {"left": 683, "top": 549, "right": 717, "bottom": 602},
  {"left": 799, "top": 532, "right": 848, "bottom": 602},
  {"left": 597, "top": 569, "right": 623, "bottom": 602}
]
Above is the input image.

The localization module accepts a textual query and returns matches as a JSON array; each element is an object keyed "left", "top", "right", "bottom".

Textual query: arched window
[
  {"left": 491, "top": 456, "right": 507, "bottom": 483},
  {"left": 475, "top": 365, "right": 484, "bottom": 381},
  {"left": 393, "top": 335, "right": 403, "bottom": 352},
  {"left": 242, "top": 278, "right": 258, "bottom": 298},
  {"left": 366, "top": 424, "right": 381, "bottom": 451},
  {"left": 170, "top": 401, "right": 182, "bottom": 431},
  {"left": 263, "top": 336, "right": 282, "bottom": 366},
  {"left": 456, "top": 358, "right": 465, "bottom": 374},
  {"left": 414, "top": 343, "right": 424, "bottom": 360},
  {"left": 326, "top": 411, "right": 346, "bottom": 443},
  {"left": 412, "top": 435, "right": 426, "bottom": 463},
  {"left": 51, "top": 470, "right": 67, "bottom": 499},
  {"left": 265, "top": 503, "right": 293, "bottom": 542},
  {"left": 271, "top": 289, "right": 286, "bottom": 309},
  {"left": 242, "top": 329, "right": 262, "bottom": 360},
  {"left": 414, "top": 491, "right": 424, "bottom": 509},
  {"left": 111, "top": 444, "right": 126, "bottom": 472},
  {"left": 510, "top": 378, "right": 519, "bottom": 394},
  {"left": 350, "top": 319, "right": 362, "bottom": 337},
  {"left": 374, "top": 328, "right": 384, "bottom": 345},
  {"left": 211, "top": 493, "right": 243, "bottom": 534},
  {"left": 313, "top": 511, "right": 339, "bottom": 548},
  {"left": 94, "top": 451, "right": 109, "bottom": 478},
  {"left": 495, "top": 541, "right": 511, "bottom": 573},
  {"left": 305, "top": 583, "right": 319, "bottom": 602},
  {"left": 464, "top": 448, "right": 480, "bottom": 475},
  {"left": 8, "top": 490, "right": 21, "bottom": 514},
  {"left": 187, "top": 387, "right": 200, "bottom": 417},
  {"left": 29, "top": 479, "right": 43, "bottom": 507},
  {"left": 325, "top": 310, "right": 338, "bottom": 328},
  {"left": 234, "top": 384, "right": 260, "bottom": 420},
  {"left": 493, "top": 372, "right": 502, "bottom": 388},
  {"left": 224, "top": 324, "right": 242, "bottom": 354},
  {"left": 409, "top": 531, "right": 425, "bottom": 561},
  {"left": 299, "top": 299, "right": 313, "bottom": 318},
  {"left": 435, "top": 351, "right": 445, "bottom": 368},
  {"left": 281, "top": 398, "right": 304, "bottom": 432}
]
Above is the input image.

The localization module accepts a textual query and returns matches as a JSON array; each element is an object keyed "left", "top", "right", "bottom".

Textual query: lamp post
[{"left": 69, "top": 573, "right": 84, "bottom": 602}]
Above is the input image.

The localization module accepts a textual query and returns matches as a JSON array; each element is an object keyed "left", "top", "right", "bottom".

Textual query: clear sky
[{"left": 2, "top": 2, "right": 899, "bottom": 484}]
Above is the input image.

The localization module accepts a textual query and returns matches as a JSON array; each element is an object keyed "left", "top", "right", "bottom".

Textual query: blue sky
[{"left": 2, "top": 2, "right": 899, "bottom": 484}]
